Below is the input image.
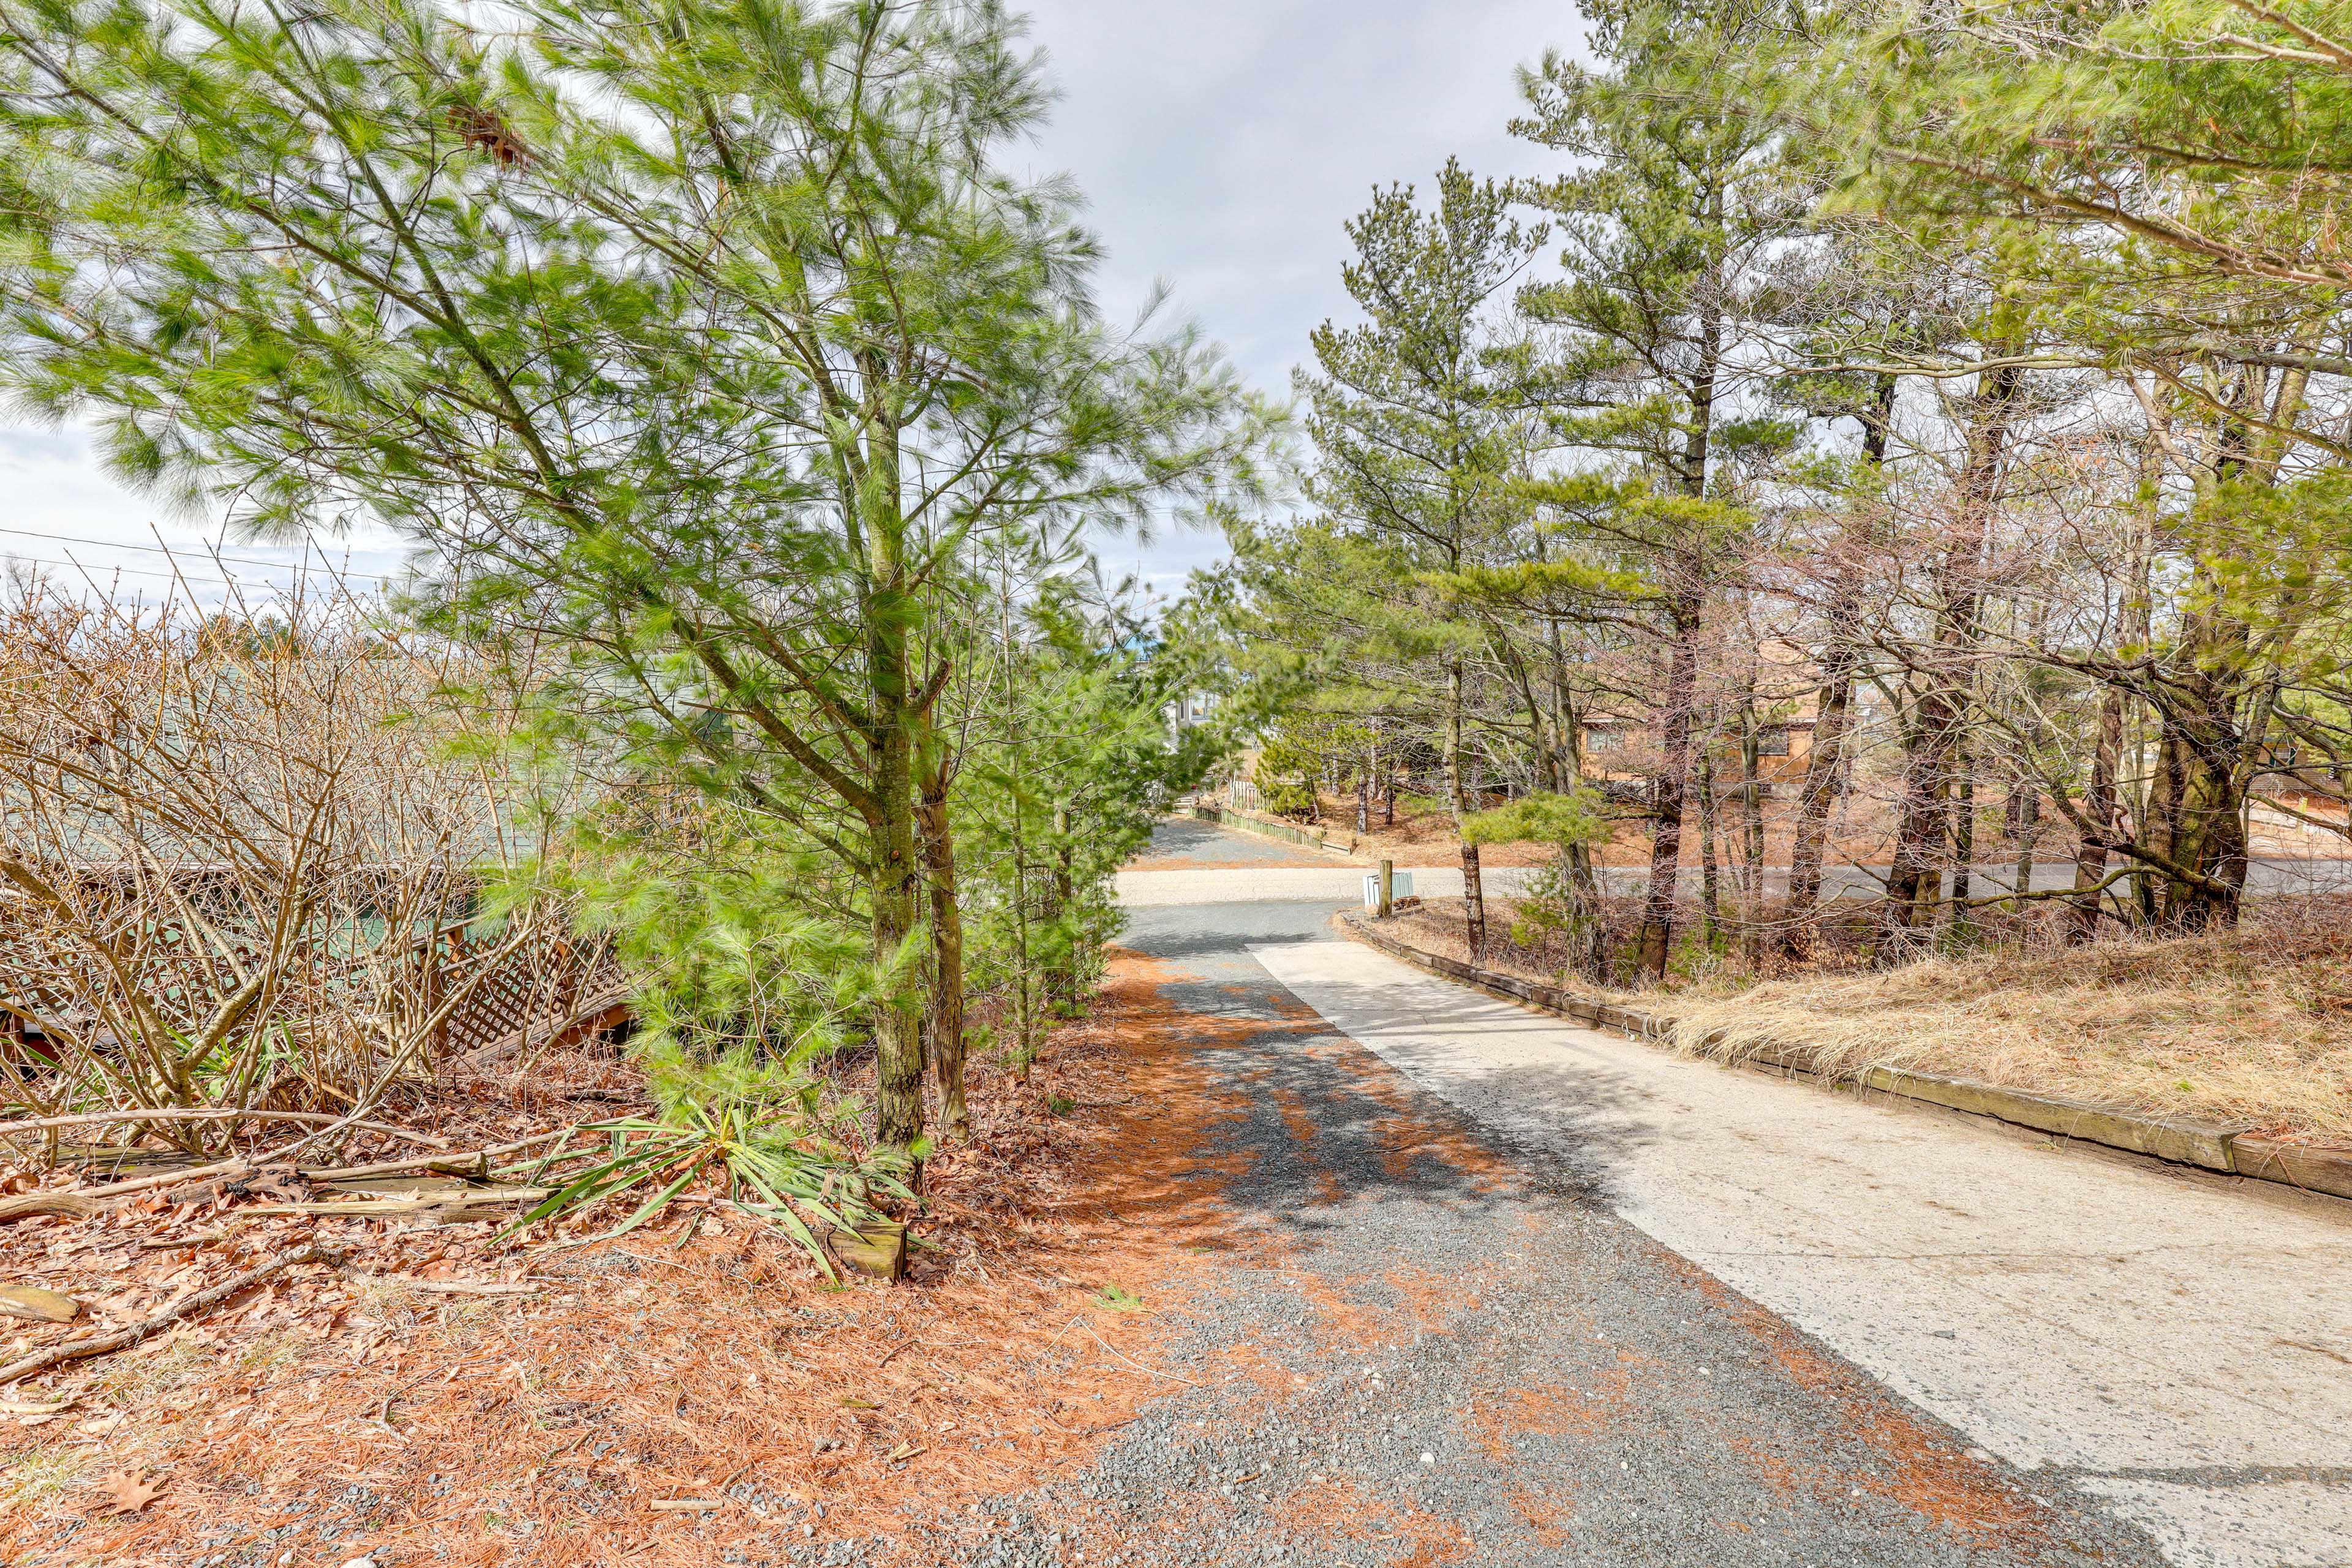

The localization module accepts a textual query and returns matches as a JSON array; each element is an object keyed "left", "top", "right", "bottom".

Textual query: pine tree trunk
[
  {"left": 1887, "top": 363, "right": 2018, "bottom": 952},
  {"left": 1697, "top": 739, "right": 1722, "bottom": 944},
  {"left": 861, "top": 441, "right": 926, "bottom": 1161},
  {"left": 1557, "top": 688, "right": 1605, "bottom": 978},
  {"left": 2147, "top": 644, "right": 2255, "bottom": 931},
  {"left": 1787, "top": 644, "right": 1855, "bottom": 960},
  {"left": 2150, "top": 372, "right": 2255, "bottom": 935},
  {"left": 1007, "top": 811, "right": 1036, "bottom": 1087},
  {"left": 1638, "top": 217, "right": 1722, "bottom": 984},
  {"left": 1740, "top": 714, "right": 1765, "bottom": 968},
  {"left": 1639, "top": 588, "right": 1702, "bottom": 981},
  {"left": 1948, "top": 744, "right": 1978, "bottom": 938},
  {"left": 1499, "top": 640, "right": 1559, "bottom": 795},
  {"left": 2143, "top": 397, "right": 2261, "bottom": 933},
  {"left": 2070, "top": 688, "right": 2124, "bottom": 941},
  {"left": 1049, "top": 804, "right": 1076, "bottom": 1007},
  {"left": 867, "top": 720, "right": 925, "bottom": 1156},
  {"left": 1885, "top": 709, "right": 1948, "bottom": 941},
  {"left": 1787, "top": 374, "right": 1889, "bottom": 960},
  {"left": 916, "top": 752, "right": 968, "bottom": 1142},
  {"left": 1542, "top": 553, "right": 1578, "bottom": 802},
  {"left": 1447, "top": 660, "right": 1487, "bottom": 957},
  {"left": 2010, "top": 770, "right": 2040, "bottom": 914}
]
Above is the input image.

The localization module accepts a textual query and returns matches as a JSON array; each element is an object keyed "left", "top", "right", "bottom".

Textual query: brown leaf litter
[
  {"left": 0, "top": 934, "right": 1832, "bottom": 1568},
  {"left": 0, "top": 949, "right": 1316, "bottom": 1566}
]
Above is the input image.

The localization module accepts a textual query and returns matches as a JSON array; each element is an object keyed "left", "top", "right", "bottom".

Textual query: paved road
[
  {"left": 1118, "top": 821, "right": 2352, "bottom": 906},
  {"left": 1109, "top": 819, "right": 2352, "bottom": 1568}
]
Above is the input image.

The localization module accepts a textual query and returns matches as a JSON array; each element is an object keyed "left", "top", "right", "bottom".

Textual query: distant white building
[{"left": 1166, "top": 689, "right": 1218, "bottom": 734}]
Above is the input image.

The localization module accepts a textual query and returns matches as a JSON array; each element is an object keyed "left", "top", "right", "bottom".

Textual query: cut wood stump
[
  {"left": 828, "top": 1221, "right": 907, "bottom": 1281},
  {"left": 0, "top": 1285, "right": 81, "bottom": 1324}
]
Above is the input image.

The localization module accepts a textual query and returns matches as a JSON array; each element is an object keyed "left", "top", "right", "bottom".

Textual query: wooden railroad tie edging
[
  {"left": 1185, "top": 805, "right": 1357, "bottom": 859},
  {"left": 1335, "top": 911, "right": 2352, "bottom": 1205}
]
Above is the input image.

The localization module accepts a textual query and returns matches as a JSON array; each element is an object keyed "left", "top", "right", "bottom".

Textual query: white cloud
[{"left": 1020, "top": 0, "right": 1569, "bottom": 381}]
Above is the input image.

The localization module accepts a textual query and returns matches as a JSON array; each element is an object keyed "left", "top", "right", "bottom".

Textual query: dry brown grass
[
  {"left": 1638, "top": 926, "right": 2352, "bottom": 1142},
  {"left": 1389, "top": 897, "right": 2352, "bottom": 1145},
  {"left": 1300, "top": 790, "right": 1916, "bottom": 871}
]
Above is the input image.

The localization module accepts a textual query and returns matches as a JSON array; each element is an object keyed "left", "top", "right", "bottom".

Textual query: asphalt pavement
[
  {"left": 1010, "top": 818, "right": 2241, "bottom": 1568},
  {"left": 1117, "top": 818, "right": 2352, "bottom": 905},
  {"left": 1253, "top": 937, "right": 2352, "bottom": 1568}
]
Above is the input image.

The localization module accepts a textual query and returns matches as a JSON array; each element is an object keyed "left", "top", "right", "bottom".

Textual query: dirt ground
[
  {"left": 1267, "top": 793, "right": 1893, "bottom": 871},
  {"left": 0, "top": 918, "right": 2169, "bottom": 1568},
  {"left": 1280, "top": 785, "right": 2350, "bottom": 870}
]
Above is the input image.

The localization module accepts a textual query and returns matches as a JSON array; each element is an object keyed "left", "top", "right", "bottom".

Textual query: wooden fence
[{"left": 0, "top": 877, "right": 630, "bottom": 1077}]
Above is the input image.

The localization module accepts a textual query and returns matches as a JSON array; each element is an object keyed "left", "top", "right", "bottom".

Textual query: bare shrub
[{"left": 0, "top": 574, "right": 605, "bottom": 1149}]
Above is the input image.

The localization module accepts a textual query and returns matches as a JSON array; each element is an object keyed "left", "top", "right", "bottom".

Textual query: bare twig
[
  {"left": 0, "top": 1163, "right": 249, "bottom": 1223},
  {"left": 375, "top": 1277, "right": 543, "bottom": 1297},
  {"left": 0, "top": 1193, "right": 110, "bottom": 1222},
  {"left": 236, "top": 1188, "right": 549, "bottom": 1218},
  {"left": 309, "top": 1129, "right": 582, "bottom": 1182},
  {"left": 0, "top": 1129, "right": 591, "bottom": 1226},
  {"left": 0, "top": 1109, "right": 451, "bottom": 1147},
  {"left": 1044, "top": 1315, "right": 1198, "bottom": 1388},
  {"left": 0, "top": 1241, "right": 349, "bottom": 1385}
]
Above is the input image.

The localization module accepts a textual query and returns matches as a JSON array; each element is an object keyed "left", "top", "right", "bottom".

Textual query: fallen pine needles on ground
[
  {"left": 0, "top": 1240, "right": 349, "bottom": 1387},
  {"left": 0, "top": 967, "right": 1242, "bottom": 1567}
]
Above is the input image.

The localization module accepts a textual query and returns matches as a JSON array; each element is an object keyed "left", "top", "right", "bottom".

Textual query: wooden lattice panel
[{"left": 423, "top": 927, "right": 625, "bottom": 1063}]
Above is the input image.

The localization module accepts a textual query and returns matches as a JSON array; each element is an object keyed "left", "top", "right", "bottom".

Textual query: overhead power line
[
  {"left": 0, "top": 526, "right": 401, "bottom": 573},
  {"left": 0, "top": 553, "right": 236, "bottom": 585}
]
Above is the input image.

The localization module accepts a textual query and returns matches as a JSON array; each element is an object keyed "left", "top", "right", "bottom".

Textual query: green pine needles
[{"left": 0, "top": 0, "right": 1268, "bottom": 1179}]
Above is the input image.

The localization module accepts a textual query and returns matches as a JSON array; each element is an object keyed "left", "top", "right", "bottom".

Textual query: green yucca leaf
[{"left": 505, "top": 1102, "right": 899, "bottom": 1275}]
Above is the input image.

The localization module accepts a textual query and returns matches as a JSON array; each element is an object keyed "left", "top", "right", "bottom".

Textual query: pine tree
[
  {"left": 0, "top": 0, "right": 1262, "bottom": 1153},
  {"left": 1294, "top": 162, "right": 1548, "bottom": 956},
  {"left": 1512, "top": 0, "right": 1796, "bottom": 976}
]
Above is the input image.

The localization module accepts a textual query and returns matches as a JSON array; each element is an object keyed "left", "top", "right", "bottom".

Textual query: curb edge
[
  {"left": 1334, "top": 911, "right": 2352, "bottom": 1205},
  {"left": 1186, "top": 804, "right": 1361, "bottom": 862}
]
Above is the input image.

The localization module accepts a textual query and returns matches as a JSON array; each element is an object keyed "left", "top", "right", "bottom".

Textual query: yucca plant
[
  {"left": 511, "top": 1101, "right": 910, "bottom": 1278},
  {"left": 497, "top": 804, "right": 925, "bottom": 1273}
]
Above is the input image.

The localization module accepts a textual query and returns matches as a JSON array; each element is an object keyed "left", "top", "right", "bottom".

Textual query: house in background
[
  {"left": 1580, "top": 639, "right": 1826, "bottom": 799},
  {"left": 1581, "top": 712, "right": 1819, "bottom": 791},
  {"left": 1165, "top": 688, "right": 1219, "bottom": 736}
]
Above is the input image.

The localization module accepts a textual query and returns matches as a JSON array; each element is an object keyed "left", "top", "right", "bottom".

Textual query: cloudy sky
[
  {"left": 0, "top": 1, "right": 1583, "bottom": 603},
  {"left": 1022, "top": 0, "right": 1577, "bottom": 601}
]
